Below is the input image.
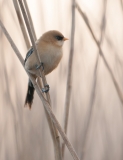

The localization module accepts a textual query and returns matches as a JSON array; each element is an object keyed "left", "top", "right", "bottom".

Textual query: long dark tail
[{"left": 25, "top": 79, "right": 35, "bottom": 109}]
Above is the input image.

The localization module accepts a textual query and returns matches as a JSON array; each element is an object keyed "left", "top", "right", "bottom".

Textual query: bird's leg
[
  {"left": 36, "top": 62, "right": 44, "bottom": 71},
  {"left": 42, "top": 84, "right": 50, "bottom": 93}
]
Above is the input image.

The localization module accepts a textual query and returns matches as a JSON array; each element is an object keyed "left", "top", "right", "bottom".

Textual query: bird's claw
[
  {"left": 42, "top": 84, "right": 50, "bottom": 93},
  {"left": 36, "top": 62, "right": 44, "bottom": 71}
]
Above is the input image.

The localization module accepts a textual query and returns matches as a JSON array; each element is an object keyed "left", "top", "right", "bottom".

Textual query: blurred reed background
[{"left": 1, "top": 0, "right": 123, "bottom": 160}]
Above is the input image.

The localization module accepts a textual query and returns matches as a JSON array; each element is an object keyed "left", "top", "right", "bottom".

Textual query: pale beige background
[{"left": 0, "top": 0, "right": 123, "bottom": 160}]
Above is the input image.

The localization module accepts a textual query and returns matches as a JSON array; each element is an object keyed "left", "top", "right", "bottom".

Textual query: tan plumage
[{"left": 24, "top": 30, "right": 68, "bottom": 108}]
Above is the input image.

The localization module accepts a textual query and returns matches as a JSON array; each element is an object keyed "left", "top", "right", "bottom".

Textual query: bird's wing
[{"left": 24, "top": 47, "right": 34, "bottom": 64}]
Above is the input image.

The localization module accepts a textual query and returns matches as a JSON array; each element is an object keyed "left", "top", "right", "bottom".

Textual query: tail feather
[{"left": 25, "top": 79, "right": 35, "bottom": 109}]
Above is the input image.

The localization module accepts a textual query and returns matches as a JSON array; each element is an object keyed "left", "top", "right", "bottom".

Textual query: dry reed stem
[
  {"left": 62, "top": 0, "right": 75, "bottom": 158},
  {"left": 0, "top": 19, "right": 80, "bottom": 160},
  {"left": 75, "top": 2, "right": 123, "bottom": 105},
  {"left": 18, "top": 0, "right": 41, "bottom": 65},
  {"left": 17, "top": 0, "right": 62, "bottom": 159},
  {"left": 23, "top": 0, "right": 37, "bottom": 41},
  {"left": 12, "top": 0, "right": 30, "bottom": 48},
  {"left": 81, "top": 54, "right": 100, "bottom": 160},
  {"left": 81, "top": 6, "right": 106, "bottom": 156},
  {"left": 20, "top": 0, "right": 62, "bottom": 157},
  {"left": 78, "top": 1, "right": 107, "bottom": 159}
]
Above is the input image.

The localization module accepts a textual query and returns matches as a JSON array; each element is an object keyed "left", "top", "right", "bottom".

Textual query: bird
[{"left": 24, "top": 30, "right": 68, "bottom": 109}]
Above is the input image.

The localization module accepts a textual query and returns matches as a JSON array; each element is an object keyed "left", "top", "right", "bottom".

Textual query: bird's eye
[{"left": 55, "top": 36, "right": 63, "bottom": 41}]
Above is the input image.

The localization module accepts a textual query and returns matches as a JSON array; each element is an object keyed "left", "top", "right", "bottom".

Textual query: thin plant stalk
[
  {"left": 62, "top": 0, "right": 75, "bottom": 158},
  {"left": 12, "top": 0, "right": 30, "bottom": 48},
  {"left": 17, "top": 0, "right": 62, "bottom": 159},
  {"left": 78, "top": 1, "right": 107, "bottom": 159},
  {"left": 23, "top": 0, "right": 37, "bottom": 41}
]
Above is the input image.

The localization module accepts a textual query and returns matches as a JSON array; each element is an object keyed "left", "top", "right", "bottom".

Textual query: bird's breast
[{"left": 41, "top": 47, "right": 63, "bottom": 75}]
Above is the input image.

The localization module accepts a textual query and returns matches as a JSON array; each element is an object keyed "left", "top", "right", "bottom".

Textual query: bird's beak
[{"left": 63, "top": 37, "right": 69, "bottom": 41}]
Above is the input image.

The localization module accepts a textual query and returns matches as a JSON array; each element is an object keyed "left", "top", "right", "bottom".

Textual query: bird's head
[{"left": 41, "top": 30, "right": 68, "bottom": 47}]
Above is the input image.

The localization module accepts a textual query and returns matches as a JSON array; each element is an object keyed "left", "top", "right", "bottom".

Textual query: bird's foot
[
  {"left": 36, "top": 62, "right": 44, "bottom": 71},
  {"left": 42, "top": 84, "right": 50, "bottom": 93}
]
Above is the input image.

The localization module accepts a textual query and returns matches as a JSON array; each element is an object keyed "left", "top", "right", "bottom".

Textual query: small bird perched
[{"left": 24, "top": 30, "right": 68, "bottom": 108}]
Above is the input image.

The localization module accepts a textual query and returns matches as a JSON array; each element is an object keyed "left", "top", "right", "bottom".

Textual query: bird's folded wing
[{"left": 24, "top": 47, "right": 34, "bottom": 63}]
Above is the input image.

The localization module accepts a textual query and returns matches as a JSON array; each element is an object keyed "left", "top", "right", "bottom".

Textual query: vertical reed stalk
[
  {"left": 17, "top": 0, "right": 62, "bottom": 159},
  {"left": 62, "top": 0, "right": 75, "bottom": 158}
]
